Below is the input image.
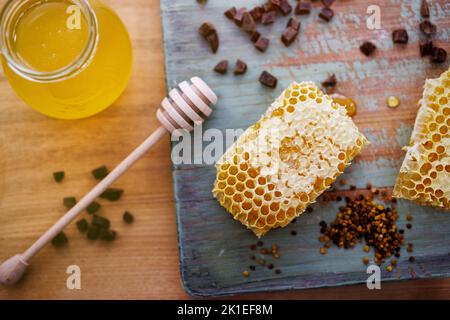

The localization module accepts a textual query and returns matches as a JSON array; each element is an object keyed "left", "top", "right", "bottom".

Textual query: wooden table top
[{"left": 0, "top": 0, "right": 449, "bottom": 300}]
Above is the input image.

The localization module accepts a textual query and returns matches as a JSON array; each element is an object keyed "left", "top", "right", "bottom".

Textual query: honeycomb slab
[
  {"left": 393, "top": 67, "right": 450, "bottom": 210},
  {"left": 213, "top": 81, "right": 369, "bottom": 237}
]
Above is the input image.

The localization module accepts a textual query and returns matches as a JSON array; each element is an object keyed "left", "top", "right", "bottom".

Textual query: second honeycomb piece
[
  {"left": 393, "top": 67, "right": 449, "bottom": 209},
  {"left": 213, "top": 81, "right": 369, "bottom": 237}
]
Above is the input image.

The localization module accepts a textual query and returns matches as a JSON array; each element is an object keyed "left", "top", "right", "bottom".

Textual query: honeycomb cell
[
  {"left": 420, "top": 162, "right": 432, "bottom": 175},
  {"left": 213, "top": 81, "right": 369, "bottom": 237},
  {"left": 256, "top": 217, "right": 265, "bottom": 228},
  {"left": 233, "top": 193, "right": 243, "bottom": 203},
  {"left": 428, "top": 153, "right": 438, "bottom": 162},
  {"left": 276, "top": 210, "right": 286, "bottom": 222},
  {"left": 283, "top": 207, "right": 293, "bottom": 218},
  {"left": 224, "top": 187, "right": 234, "bottom": 196},
  {"left": 244, "top": 191, "right": 254, "bottom": 199},
  {"left": 423, "top": 140, "right": 434, "bottom": 150},
  {"left": 226, "top": 176, "right": 236, "bottom": 186},
  {"left": 239, "top": 163, "right": 249, "bottom": 171},
  {"left": 255, "top": 187, "right": 264, "bottom": 196},
  {"left": 423, "top": 177, "right": 432, "bottom": 186},
  {"left": 236, "top": 182, "right": 245, "bottom": 192},
  {"left": 245, "top": 179, "right": 256, "bottom": 189},
  {"left": 241, "top": 201, "right": 252, "bottom": 211},
  {"left": 436, "top": 145, "right": 445, "bottom": 154},
  {"left": 393, "top": 67, "right": 450, "bottom": 210},
  {"left": 270, "top": 202, "right": 280, "bottom": 211},
  {"left": 436, "top": 115, "right": 445, "bottom": 123},
  {"left": 267, "top": 214, "right": 276, "bottom": 225},
  {"left": 261, "top": 205, "right": 269, "bottom": 215},
  {"left": 236, "top": 172, "right": 247, "bottom": 182},
  {"left": 231, "top": 205, "right": 240, "bottom": 215},
  {"left": 218, "top": 172, "right": 228, "bottom": 181}
]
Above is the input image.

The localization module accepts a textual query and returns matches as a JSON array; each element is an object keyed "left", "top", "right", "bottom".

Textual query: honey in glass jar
[{"left": 0, "top": 0, "right": 133, "bottom": 119}]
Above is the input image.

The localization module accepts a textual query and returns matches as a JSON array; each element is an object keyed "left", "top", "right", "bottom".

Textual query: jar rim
[{"left": 0, "top": 0, "right": 99, "bottom": 82}]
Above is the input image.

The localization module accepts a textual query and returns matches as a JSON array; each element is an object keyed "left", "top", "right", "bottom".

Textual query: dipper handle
[{"left": 0, "top": 77, "right": 217, "bottom": 286}]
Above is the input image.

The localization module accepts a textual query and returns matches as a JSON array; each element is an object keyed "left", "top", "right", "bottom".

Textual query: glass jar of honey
[{"left": 0, "top": 0, "right": 132, "bottom": 119}]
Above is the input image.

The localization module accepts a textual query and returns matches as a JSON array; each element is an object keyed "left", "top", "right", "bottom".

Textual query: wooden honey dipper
[{"left": 0, "top": 76, "right": 217, "bottom": 286}]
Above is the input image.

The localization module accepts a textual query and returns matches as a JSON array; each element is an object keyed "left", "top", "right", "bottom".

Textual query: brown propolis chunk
[
  {"left": 224, "top": 7, "right": 237, "bottom": 20},
  {"left": 255, "top": 36, "right": 270, "bottom": 52},
  {"left": 392, "top": 29, "right": 409, "bottom": 44},
  {"left": 249, "top": 6, "right": 263, "bottom": 22},
  {"left": 322, "top": 73, "right": 337, "bottom": 88},
  {"left": 287, "top": 17, "right": 301, "bottom": 31},
  {"left": 234, "top": 7, "right": 247, "bottom": 27},
  {"left": 259, "top": 70, "right": 278, "bottom": 88},
  {"left": 319, "top": 7, "right": 334, "bottom": 22},
  {"left": 281, "top": 27, "right": 298, "bottom": 47},
  {"left": 279, "top": 0, "right": 292, "bottom": 16},
  {"left": 419, "top": 20, "right": 437, "bottom": 36},
  {"left": 420, "top": 0, "right": 430, "bottom": 18},
  {"left": 360, "top": 41, "right": 377, "bottom": 56},
  {"left": 419, "top": 40, "right": 433, "bottom": 57},
  {"left": 263, "top": 2, "right": 277, "bottom": 12},
  {"left": 322, "top": 0, "right": 335, "bottom": 7},
  {"left": 242, "top": 12, "right": 256, "bottom": 33},
  {"left": 269, "top": 0, "right": 281, "bottom": 9},
  {"left": 250, "top": 30, "right": 261, "bottom": 43},
  {"left": 234, "top": 59, "right": 248, "bottom": 75},
  {"left": 198, "top": 22, "right": 219, "bottom": 53},
  {"left": 261, "top": 10, "right": 277, "bottom": 25},
  {"left": 205, "top": 33, "right": 219, "bottom": 53},
  {"left": 430, "top": 47, "right": 447, "bottom": 63},
  {"left": 214, "top": 60, "right": 228, "bottom": 74},
  {"left": 198, "top": 22, "right": 215, "bottom": 38},
  {"left": 295, "top": 1, "right": 311, "bottom": 15}
]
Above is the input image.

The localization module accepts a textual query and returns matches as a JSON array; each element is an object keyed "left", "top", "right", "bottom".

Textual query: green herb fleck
[
  {"left": 100, "top": 188, "right": 123, "bottom": 201},
  {"left": 87, "top": 225, "right": 101, "bottom": 240},
  {"left": 86, "top": 201, "right": 101, "bottom": 214},
  {"left": 76, "top": 219, "right": 89, "bottom": 233},
  {"left": 92, "top": 166, "right": 109, "bottom": 180},
  {"left": 51, "top": 232, "right": 68, "bottom": 247},
  {"left": 53, "top": 171, "right": 65, "bottom": 183},
  {"left": 100, "top": 229, "right": 117, "bottom": 241},
  {"left": 92, "top": 215, "right": 110, "bottom": 230},
  {"left": 123, "top": 211, "right": 134, "bottom": 224},
  {"left": 63, "top": 197, "right": 77, "bottom": 209}
]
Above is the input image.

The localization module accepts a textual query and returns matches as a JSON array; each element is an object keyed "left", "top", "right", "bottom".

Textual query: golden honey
[
  {"left": 0, "top": 0, "right": 132, "bottom": 119},
  {"left": 331, "top": 93, "right": 357, "bottom": 117}
]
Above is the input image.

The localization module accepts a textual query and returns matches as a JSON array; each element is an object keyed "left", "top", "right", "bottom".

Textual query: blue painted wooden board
[{"left": 161, "top": 0, "right": 450, "bottom": 297}]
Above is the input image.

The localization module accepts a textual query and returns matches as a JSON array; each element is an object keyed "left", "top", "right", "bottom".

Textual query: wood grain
[{"left": 0, "top": 0, "right": 449, "bottom": 300}]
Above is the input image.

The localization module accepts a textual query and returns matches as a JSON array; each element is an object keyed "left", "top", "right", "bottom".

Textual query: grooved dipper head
[{"left": 156, "top": 77, "right": 218, "bottom": 134}]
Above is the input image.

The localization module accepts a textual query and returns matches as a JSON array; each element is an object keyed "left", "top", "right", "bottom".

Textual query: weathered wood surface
[
  {"left": 0, "top": 0, "right": 449, "bottom": 301},
  {"left": 162, "top": 0, "right": 450, "bottom": 296}
]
